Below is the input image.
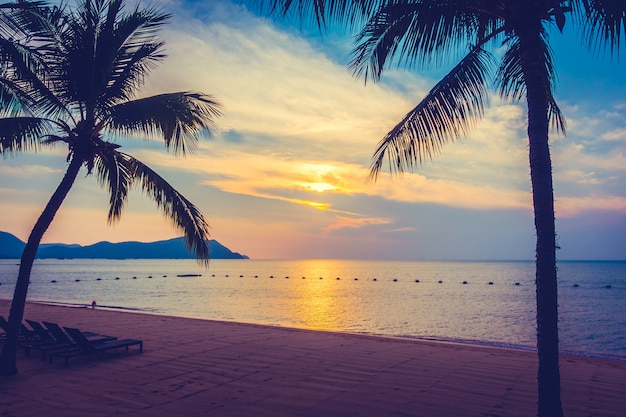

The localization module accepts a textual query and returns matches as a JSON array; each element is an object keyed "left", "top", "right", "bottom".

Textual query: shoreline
[
  {"left": 12, "top": 297, "right": 626, "bottom": 363},
  {"left": 2, "top": 300, "right": 626, "bottom": 416}
]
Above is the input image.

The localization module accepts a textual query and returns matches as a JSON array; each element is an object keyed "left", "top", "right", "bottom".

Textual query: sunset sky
[{"left": 1, "top": 0, "right": 625, "bottom": 260}]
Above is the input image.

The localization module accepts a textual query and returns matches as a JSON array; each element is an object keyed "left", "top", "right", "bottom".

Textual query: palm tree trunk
[
  {"left": 0, "top": 156, "right": 82, "bottom": 376},
  {"left": 519, "top": 27, "right": 563, "bottom": 417}
]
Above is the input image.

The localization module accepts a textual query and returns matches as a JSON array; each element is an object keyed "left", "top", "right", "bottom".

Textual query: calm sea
[{"left": 1, "top": 259, "right": 624, "bottom": 359}]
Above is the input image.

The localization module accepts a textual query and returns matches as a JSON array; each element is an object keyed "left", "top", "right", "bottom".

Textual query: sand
[{"left": 1, "top": 299, "right": 625, "bottom": 417}]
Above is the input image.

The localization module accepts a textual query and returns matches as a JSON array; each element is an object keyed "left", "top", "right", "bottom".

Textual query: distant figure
[{"left": 91, "top": 300, "right": 97, "bottom": 310}]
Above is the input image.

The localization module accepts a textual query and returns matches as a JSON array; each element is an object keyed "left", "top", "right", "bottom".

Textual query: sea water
[{"left": 0, "top": 259, "right": 624, "bottom": 359}]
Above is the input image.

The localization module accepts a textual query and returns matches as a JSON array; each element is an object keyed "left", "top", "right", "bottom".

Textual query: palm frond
[
  {"left": 105, "top": 92, "right": 222, "bottom": 155},
  {"left": 0, "top": 116, "right": 51, "bottom": 154},
  {"left": 548, "top": 95, "right": 566, "bottom": 135},
  {"left": 95, "top": 1, "right": 169, "bottom": 108},
  {"left": 93, "top": 145, "right": 133, "bottom": 221},
  {"left": 261, "top": 0, "right": 379, "bottom": 29},
  {"left": 351, "top": 0, "right": 486, "bottom": 82},
  {"left": 122, "top": 152, "right": 211, "bottom": 264},
  {"left": 574, "top": 0, "right": 626, "bottom": 54},
  {"left": 496, "top": 32, "right": 565, "bottom": 134},
  {"left": 0, "top": 3, "right": 75, "bottom": 120},
  {"left": 369, "top": 46, "right": 492, "bottom": 179},
  {"left": 0, "top": 77, "right": 30, "bottom": 115},
  {"left": 496, "top": 32, "right": 557, "bottom": 100}
]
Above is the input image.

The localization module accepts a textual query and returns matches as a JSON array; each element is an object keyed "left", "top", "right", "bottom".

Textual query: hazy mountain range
[{"left": 0, "top": 231, "right": 248, "bottom": 260}]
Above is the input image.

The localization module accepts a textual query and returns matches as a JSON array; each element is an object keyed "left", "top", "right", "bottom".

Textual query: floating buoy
[
  {"left": 354, "top": 278, "right": 358, "bottom": 281},
  {"left": 254, "top": 275, "right": 258, "bottom": 278},
  {"left": 163, "top": 275, "right": 167, "bottom": 277},
  {"left": 51, "top": 280, "right": 57, "bottom": 283},
  {"left": 148, "top": 275, "right": 152, "bottom": 278},
  {"left": 515, "top": 282, "right": 521, "bottom": 286},
  {"left": 319, "top": 277, "right": 323, "bottom": 280},
  {"left": 302, "top": 276, "right": 306, "bottom": 279},
  {"left": 75, "top": 279, "right": 80, "bottom": 282},
  {"left": 115, "top": 277, "right": 120, "bottom": 280},
  {"left": 240, "top": 275, "right": 244, "bottom": 278},
  {"left": 462, "top": 281, "right": 468, "bottom": 285},
  {"left": 132, "top": 277, "right": 137, "bottom": 279},
  {"left": 270, "top": 275, "right": 274, "bottom": 278},
  {"left": 211, "top": 274, "right": 215, "bottom": 277},
  {"left": 96, "top": 278, "right": 102, "bottom": 281},
  {"left": 415, "top": 279, "right": 420, "bottom": 283},
  {"left": 336, "top": 277, "right": 340, "bottom": 280},
  {"left": 573, "top": 284, "right": 579, "bottom": 288},
  {"left": 393, "top": 278, "right": 398, "bottom": 282},
  {"left": 373, "top": 278, "right": 377, "bottom": 281},
  {"left": 225, "top": 274, "right": 229, "bottom": 277},
  {"left": 605, "top": 285, "right": 612, "bottom": 289},
  {"left": 488, "top": 282, "right": 494, "bottom": 285},
  {"left": 438, "top": 280, "right": 443, "bottom": 284}
]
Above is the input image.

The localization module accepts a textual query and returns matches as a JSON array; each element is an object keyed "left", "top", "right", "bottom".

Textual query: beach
[{"left": 1, "top": 300, "right": 625, "bottom": 416}]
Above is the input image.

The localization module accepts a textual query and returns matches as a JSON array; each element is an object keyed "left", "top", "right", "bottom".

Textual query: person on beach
[{"left": 91, "top": 300, "right": 96, "bottom": 310}]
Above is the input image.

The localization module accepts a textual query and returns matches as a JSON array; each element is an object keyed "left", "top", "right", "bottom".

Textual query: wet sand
[{"left": 1, "top": 300, "right": 625, "bottom": 416}]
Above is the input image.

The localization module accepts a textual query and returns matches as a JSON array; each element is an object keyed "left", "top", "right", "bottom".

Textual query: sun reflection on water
[{"left": 282, "top": 260, "right": 349, "bottom": 331}]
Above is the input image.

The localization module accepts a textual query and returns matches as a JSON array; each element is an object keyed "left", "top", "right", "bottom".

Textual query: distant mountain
[
  {"left": 0, "top": 232, "right": 25, "bottom": 259},
  {"left": 0, "top": 231, "right": 248, "bottom": 260}
]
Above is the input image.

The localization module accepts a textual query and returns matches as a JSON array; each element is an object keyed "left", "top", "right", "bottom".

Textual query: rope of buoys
[{"left": 45, "top": 273, "right": 538, "bottom": 287}]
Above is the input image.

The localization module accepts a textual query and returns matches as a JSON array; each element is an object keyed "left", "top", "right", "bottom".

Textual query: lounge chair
[
  {"left": 1, "top": 316, "right": 37, "bottom": 341},
  {"left": 49, "top": 327, "right": 142, "bottom": 366},
  {"left": 21, "top": 319, "right": 66, "bottom": 356},
  {"left": 22, "top": 321, "right": 117, "bottom": 360}
]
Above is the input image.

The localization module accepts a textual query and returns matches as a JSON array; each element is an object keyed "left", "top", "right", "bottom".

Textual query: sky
[{"left": 1, "top": 0, "right": 625, "bottom": 260}]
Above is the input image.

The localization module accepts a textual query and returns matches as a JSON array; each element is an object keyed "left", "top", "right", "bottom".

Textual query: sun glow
[
  {"left": 300, "top": 182, "right": 337, "bottom": 192},
  {"left": 304, "top": 201, "right": 329, "bottom": 210}
]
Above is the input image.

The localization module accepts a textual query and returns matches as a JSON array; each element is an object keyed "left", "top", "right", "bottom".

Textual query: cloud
[
  {"left": 556, "top": 195, "right": 626, "bottom": 217},
  {"left": 0, "top": 165, "right": 62, "bottom": 177},
  {"left": 601, "top": 128, "right": 626, "bottom": 142},
  {"left": 323, "top": 215, "right": 392, "bottom": 233}
]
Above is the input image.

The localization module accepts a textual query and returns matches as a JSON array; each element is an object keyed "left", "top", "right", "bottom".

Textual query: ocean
[{"left": 1, "top": 259, "right": 624, "bottom": 359}]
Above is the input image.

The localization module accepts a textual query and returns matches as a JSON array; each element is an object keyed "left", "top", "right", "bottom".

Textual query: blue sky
[{"left": 1, "top": 0, "right": 625, "bottom": 260}]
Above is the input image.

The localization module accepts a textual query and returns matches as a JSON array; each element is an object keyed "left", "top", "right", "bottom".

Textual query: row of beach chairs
[{"left": 0, "top": 315, "right": 142, "bottom": 366}]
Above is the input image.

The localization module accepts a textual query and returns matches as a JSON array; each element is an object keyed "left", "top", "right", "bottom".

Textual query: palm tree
[
  {"left": 263, "top": 1, "right": 625, "bottom": 416},
  {"left": 0, "top": 0, "right": 221, "bottom": 376}
]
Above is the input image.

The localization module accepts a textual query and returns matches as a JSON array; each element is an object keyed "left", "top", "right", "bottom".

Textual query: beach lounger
[
  {"left": 22, "top": 321, "right": 118, "bottom": 360},
  {"left": 1, "top": 316, "right": 41, "bottom": 343},
  {"left": 49, "top": 327, "right": 142, "bottom": 366},
  {"left": 22, "top": 319, "right": 68, "bottom": 358}
]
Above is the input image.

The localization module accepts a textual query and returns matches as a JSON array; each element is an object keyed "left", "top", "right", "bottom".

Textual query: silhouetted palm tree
[
  {"left": 263, "top": 1, "right": 626, "bottom": 416},
  {"left": 0, "top": 0, "right": 221, "bottom": 375}
]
